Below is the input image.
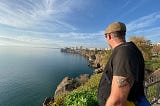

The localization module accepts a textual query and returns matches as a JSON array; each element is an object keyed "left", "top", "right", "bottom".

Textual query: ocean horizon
[{"left": 0, "top": 46, "right": 93, "bottom": 106}]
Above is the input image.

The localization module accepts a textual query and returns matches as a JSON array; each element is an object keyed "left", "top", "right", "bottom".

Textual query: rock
[
  {"left": 79, "top": 74, "right": 90, "bottom": 84},
  {"left": 94, "top": 68, "right": 103, "bottom": 74},
  {"left": 54, "top": 77, "right": 81, "bottom": 98},
  {"left": 43, "top": 97, "right": 51, "bottom": 106},
  {"left": 54, "top": 74, "right": 90, "bottom": 98},
  {"left": 88, "top": 61, "right": 94, "bottom": 67},
  {"left": 97, "top": 63, "right": 101, "bottom": 68},
  {"left": 88, "top": 55, "right": 96, "bottom": 61}
]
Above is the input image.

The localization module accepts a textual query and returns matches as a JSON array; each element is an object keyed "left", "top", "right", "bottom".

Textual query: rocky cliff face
[
  {"left": 54, "top": 77, "right": 79, "bottom": 98},
  {"left": 54, "top": 74, "right": 90, "bottom": 98},
  {"left": 43, "top": 74, "right": 90, "bottom": 106},
  {"left": 86, "top": 52, "right": 107, "bottom": 74},
  {"left": 53, "top": 55, "right": 106, "bottom": 98},
  {"left": 53, "top": 50, "right": 107, "bottom": 98}
]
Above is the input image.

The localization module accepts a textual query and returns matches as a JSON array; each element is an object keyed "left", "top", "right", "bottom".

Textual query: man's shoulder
[
  {"left": 115, "top": 43, "right": 132, "bottom": 55},
  {"left": 113, "top": 42, "right": 141, "bottom": 61},
  {"left": 115, "top": 42, "right": 139, "bottom": 54}
]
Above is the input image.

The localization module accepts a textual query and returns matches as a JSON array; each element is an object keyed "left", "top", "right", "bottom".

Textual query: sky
[{"left": 0, "top": 0, "right": 160, "bottom": 48}]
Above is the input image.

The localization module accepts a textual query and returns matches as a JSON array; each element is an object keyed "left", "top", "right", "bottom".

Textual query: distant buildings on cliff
[{"left": 61, "top": 46, "right": 110, "bottom": 53}]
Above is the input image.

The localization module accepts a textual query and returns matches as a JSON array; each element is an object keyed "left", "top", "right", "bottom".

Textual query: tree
[
  {"left": 129, "top": 36, "right": 152, "bottom": 60},
  {"left": 152, "top": 44, "right": 160, "bottom": 56}
]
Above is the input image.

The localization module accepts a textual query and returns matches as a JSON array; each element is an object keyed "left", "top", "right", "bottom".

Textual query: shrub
[
  {"left": 63, "top": 73, "right": 102, "bottom": 106},
  {"left": 50, "top": 92, "right": 68, "bottom": 106},
  {"left": 77, "top": 73, "right": 102, "bottom": 90},
  {"left": 49, "top": 73, "right": 102, "bottom": 106},
  {"left": 145, "top": 58, "right": 160, "bottom": 71},
  {"left": 146, "top": 84, "right": 157, "bottom": 102},
  {"left": 64, "top": 89, "right": 98, "bottom": 106}
]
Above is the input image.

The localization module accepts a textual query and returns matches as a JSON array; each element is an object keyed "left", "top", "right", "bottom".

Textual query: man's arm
[{"left": 105, "top": 76, "right": 134, "bottom": 106}]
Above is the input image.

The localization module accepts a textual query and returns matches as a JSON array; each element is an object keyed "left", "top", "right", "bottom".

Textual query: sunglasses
[{"left": 104, "top": 33, "right": 111, "bottom": 38}]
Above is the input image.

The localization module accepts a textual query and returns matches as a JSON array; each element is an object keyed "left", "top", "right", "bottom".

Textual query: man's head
[{"left": 104, "top": 22, "right": 126, "bottom": 49}]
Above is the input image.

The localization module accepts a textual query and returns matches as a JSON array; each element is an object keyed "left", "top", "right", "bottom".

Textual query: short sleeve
[{"left": 113, "top": 47, "right": 138, "bottom": 79}]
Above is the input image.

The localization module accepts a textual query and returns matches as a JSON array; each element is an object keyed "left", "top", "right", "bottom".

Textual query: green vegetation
[
  {"left": 145, "top": 56, "right": 160, "bottom": 71},
  {"left": 64, "top": 89, "right": 98, "bottom": 106},
  {"left": 51, "top": 93, "right": 68, "bottom": 106},
  {"left": 102, "top": 50, "right": 111, "bottom": 64},
  {"left": 76, "top": 73, "right": 102, "bottom": 90},
  {"left": 146, "top": 84, "right": 157, "bottom": 102},
  {"left": 64, "top": 73, "right": 102, "bottom": 106},
  {"left": 49, "top": 73, "right": 102, "bottom": 106}
]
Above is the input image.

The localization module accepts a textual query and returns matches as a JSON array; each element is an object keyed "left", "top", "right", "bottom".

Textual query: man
[{"left": 98, "top": 22, "right": 150, "bottom": 106}]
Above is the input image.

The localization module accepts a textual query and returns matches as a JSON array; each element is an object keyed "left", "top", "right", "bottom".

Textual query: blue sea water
[{"left": 0, "top": 46, "right": 93, "bottom": 106}]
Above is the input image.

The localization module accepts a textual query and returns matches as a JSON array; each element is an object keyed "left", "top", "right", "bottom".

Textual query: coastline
[{"left": 43, "top": 48, "right": 108, "bottom": 106}]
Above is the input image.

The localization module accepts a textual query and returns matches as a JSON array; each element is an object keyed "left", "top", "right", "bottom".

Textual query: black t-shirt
[{"left": 98, "top": 42, "right": 145, "bottom": 106}]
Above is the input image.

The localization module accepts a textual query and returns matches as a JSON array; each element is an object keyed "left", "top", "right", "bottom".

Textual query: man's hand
[{"left": 105, "top": 76, "right": 134, "bottom": 106}]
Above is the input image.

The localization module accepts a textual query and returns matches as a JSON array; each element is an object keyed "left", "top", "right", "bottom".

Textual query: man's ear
[{"left": 107, "top": 34, "right": 111, "bottom": 40}]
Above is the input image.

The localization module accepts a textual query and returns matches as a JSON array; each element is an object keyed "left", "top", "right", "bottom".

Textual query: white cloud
[
  {"left": 0, "top": 34, "right": 65, "bottom": 48},
  {"left": 132, "top": 27, "right": 160, "bottom": 40},
  {"left": 126, "top": 12, "right": 160, "bottom": 42},
  {"left": 0, "top": 30, "right": 105, "bottom": 48},
  {"left": 134, "top": 27, "right": 160, "bottom": 34},
  {"left": 126, "top": 12, "right": 160, "bottom": 31},
  {"left": 2, "top": 26, "right": 104, "bottom": 40},
  {"left": 0, "top": 0, "right": 78, "bottom": 31},
  {"left": 58, "top": 31, "right": 103, "bottom": 39},
  {"left": 0, "top": 0, "right": 107, "bottom": 48}
]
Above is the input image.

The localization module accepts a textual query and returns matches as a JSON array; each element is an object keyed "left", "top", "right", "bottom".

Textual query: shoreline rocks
[
  {"left": 54, "top": 74, "right": 90, "bottom": 98},
  {"left": 94, "top": 68, "right": 104, "bottom": 74},
  {"left": 43, "top": 97, "right": 51, "bottom": 106},
  {"left": 42, "top": 74, "right": 90, "bottom": 106}
]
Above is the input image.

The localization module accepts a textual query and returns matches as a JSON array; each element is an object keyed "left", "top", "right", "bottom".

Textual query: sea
[{"left": 0, "top": 46, "right": 93, "bottom": 106}]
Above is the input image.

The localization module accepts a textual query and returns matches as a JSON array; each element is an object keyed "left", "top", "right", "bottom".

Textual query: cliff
[
  {"left": 43, "top": 48, "right": 110, "bottom": 106},
  {"left": 54, "top": 74, "right": 90, "bottom": 98}
]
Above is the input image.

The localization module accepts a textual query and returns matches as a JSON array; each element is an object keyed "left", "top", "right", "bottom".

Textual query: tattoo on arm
[{"left": 117, "top": 77, "right": 134, "bottom": 88}]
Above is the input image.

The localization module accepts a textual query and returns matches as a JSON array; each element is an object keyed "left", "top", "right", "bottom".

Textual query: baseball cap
[{"left": 105, "top": 22, "right": 126, "bottom": 34}]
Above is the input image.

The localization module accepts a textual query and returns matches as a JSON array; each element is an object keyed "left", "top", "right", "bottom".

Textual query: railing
[{"left": 145, "top": 69, "right": 160, "bottom": 105}]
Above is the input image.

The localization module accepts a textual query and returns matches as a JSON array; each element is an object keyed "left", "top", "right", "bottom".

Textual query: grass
[{"left": 145, "top": 56, "right": 160, "bottom": 71}]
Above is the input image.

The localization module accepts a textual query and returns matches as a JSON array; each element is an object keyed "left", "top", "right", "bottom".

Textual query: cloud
[
  {"left": 126, "top": 12, "right": 160, "bottom": 42},
  {"left": 119, "top": 0, "right": 146, "bottom": 19},
  {"left": 126, "top": 12, "right": 160, "bottom": 31},
  {"left": 0, "top": 30, "right": 105, "bottom": 48},
  {"left": 0, "top": 0, "right": 78, "bottom": 31},
  {"left": 58, "top": 31, "right": 103, "bottom": 39},
  {"left": 0, "top": 0, "right": 107, "bottom": 48},
  {"left": 0, "top": 34, "right": 65, "bottom": 48},
  {"left": 133, "top": 27, "right": 160, "bottom": 40}
]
